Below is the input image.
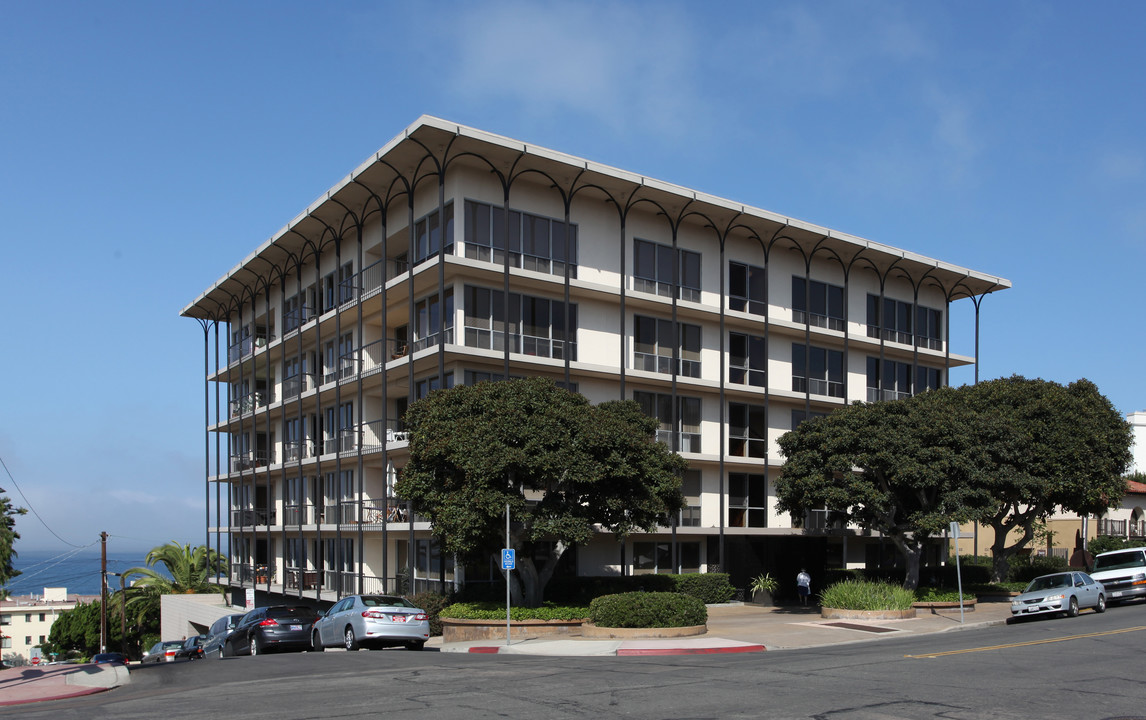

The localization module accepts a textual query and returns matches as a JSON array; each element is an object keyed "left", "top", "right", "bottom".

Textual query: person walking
[{"left": 796, "top": 569, "right": 812, "bottom": 607}]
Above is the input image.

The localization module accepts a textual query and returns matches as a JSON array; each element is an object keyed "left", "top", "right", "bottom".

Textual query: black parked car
[
  {"left": 203, "top": 613, "right": 246, "bottom": 659},
  {"left": 176, "top": 634, "right": 206, "bottom": 660},
  {"left": 224, "top": 606, "right": 320, "bottom": 656}
]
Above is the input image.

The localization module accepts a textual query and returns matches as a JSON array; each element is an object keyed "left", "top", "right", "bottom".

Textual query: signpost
[
  {"left": 950, "top": 521, "right": 965, "bottom": 624},
  {"left": 504, "top": 501, "right": 514, "bottom": 646}
]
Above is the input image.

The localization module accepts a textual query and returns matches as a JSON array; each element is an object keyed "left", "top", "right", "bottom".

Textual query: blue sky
[{"left": 2, "top": 1, "right": 1143, "bottom": 554}]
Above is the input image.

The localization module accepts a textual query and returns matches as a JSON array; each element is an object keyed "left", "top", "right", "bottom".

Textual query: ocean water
[{"left": 4, "top": 551, "right": 164, "bottom": 597}]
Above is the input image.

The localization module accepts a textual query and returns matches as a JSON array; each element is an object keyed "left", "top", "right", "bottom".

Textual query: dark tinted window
[{"left": 266, "top": 606, "right": 318, "bottom": 620}]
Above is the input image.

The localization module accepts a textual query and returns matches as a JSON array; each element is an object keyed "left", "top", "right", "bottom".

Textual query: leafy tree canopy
[
  {"left": 776, "top": 387, "right": 994, "bottom": 589},
  {"left": 959, "top": 377, "right": 1132, "bottom": 581},
  {"left": 397, "top": 378, "right": 686, "bottom": 606},
  {"left": 776, "top": 376, "right": 1132, "bottom": 587},
  {"left": 0, "top": 487, "right": 27, "bottom": 590}
]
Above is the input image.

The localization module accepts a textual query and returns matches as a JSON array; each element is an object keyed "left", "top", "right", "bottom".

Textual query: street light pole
[{"left": 99, "top": 532, "right": 108, "bottom": 653}]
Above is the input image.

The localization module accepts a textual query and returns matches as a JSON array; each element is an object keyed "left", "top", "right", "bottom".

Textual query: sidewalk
[
  {"left": 0, "top": 663, "right": 130, "bottom": 706},
  {"left": 435, "top": 599, "right": 1012, "bottom": 656}
]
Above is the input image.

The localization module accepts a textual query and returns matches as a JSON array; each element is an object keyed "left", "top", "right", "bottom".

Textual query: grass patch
[{"left": 820, "top": 579, "right": 915, "bottom": 611}]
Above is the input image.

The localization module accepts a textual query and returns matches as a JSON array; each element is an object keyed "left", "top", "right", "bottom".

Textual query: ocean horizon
[{"left": 4, "top": 550, "right": 170, "bottom": 597}]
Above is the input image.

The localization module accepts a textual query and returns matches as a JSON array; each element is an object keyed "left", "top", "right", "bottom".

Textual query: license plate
[
  {"left": 290, "top": 624, "right": 302, "bottom": 631},
  {"left": 1113, "top": 591, "right": 1123, "bottom": 598},
  {"left": 1025, "top": 607, "right": 1039, "bottom": 613},
  {"left": 391, "top": 614, "right": 407, "bottom": 622}
]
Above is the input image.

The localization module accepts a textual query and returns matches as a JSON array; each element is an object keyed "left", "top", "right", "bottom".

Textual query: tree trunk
[
  {"left": 988, "top": 518, "right": 1037, "bottom": 583},
  {"left": 889, "top": 534, "right": 923, "bottom": 590}
]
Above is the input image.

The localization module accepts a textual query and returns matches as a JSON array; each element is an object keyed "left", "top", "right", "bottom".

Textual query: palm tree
[{"left": 123, "top": 542, "right": 228, "bottom": 618}]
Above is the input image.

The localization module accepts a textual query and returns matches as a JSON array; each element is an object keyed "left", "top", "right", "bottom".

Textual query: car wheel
[
  {"left": 344, "top": 627, "right": 359, "bottom": 651},
  {"left": 312, "top": 630, "right": 324, "bottom": 652},
  {"left": 221, "top": 642, "right": 231, "bottom": 658},
  {"left": 406, "top": 641, "right": 425, "bottom": 651},
  {"left": 1096, "top": 594, "right": 1106, "bottom": 613},
  {"left": 1067, "top": 596, "right": 1080, "bottom": 618},
  {"left": 250, "top": 636, "right": 261, "bottom": 656}
]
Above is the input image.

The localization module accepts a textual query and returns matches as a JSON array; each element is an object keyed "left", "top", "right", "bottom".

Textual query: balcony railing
[
  {"left": 867, "top": 387, "right": 912, "bottom": 402},
  {"left": 227, "top": 334, "right": 273, "bottom": 365},
  {"left": 793, "top": 376, "right": 845, "bottom": 399},
  {"left": 792, "top": 310, "right": 845, "bottom": 332},
  {"left": 229, "top": 391, "right": 272, "bottom": 418},
  {"left": 230, "top": 508, "right": 276, "bottom": 527},
  {"left": 231, "top": 563, "right": 254, "bottom": 583},
  {"left": 633, "top": 352, "right": 698, "bottom": 378},
  {"left": 282, "top": 374, "right": 315, "bottom": 400},
  {"left": 655, "top": 429, "right": 701, "bottom": 453},
  {"left": 230, "top": 452, "right": 271, "bottom": 473},
  {"left": 282, "top": 306, "right": 315, "bottom": 335},
  {"left": 411, "top": 327, "right": 455, "bottom": 353},
  {"left": 283, "top": 441, "right": 315, "bottom": 464}
]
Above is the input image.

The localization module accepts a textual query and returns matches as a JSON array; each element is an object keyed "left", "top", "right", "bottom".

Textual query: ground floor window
[{"left": 633, "top": 541, "right": 701, "bottom": 574}]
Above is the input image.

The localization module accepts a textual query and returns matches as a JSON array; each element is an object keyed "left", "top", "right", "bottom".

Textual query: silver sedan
[
  {"left": 1010, "top": 571, "right": 1106, "bottom": 620},
  {"left": 312, "top": 595, "right": 431, "bottom": 651}
]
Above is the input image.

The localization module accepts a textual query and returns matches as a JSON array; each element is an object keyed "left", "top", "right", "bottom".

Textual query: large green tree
[
  {"left": 396, "top": 378, "right": 687, "bottom": 606},
  {"left": 0, "top": 487, "right": 27, "bottom": 590},
  {"left": 960, "top": 377, "right": 1132, "bottom": 581},
  {"left": 776, "top": 387, "right": 994, "bottom": 589}
]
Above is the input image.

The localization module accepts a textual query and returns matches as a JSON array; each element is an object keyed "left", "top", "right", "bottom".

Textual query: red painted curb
[
  {"left": 0, "top": 685, "right": 109, "bottom": 706},
  {"left": 616, "top": 645, "right": 766, "bottom": 656},
  {"left": 467, "top": 647, "right": 501, "bottom": 654}
]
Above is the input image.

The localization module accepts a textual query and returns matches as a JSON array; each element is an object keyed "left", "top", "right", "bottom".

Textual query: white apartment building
[
  {"left": 181, "top": 116, "right": 1010, "bottom": 603},
  {"left": 0, "top": 588, "right": 97, "bottom": 664}
]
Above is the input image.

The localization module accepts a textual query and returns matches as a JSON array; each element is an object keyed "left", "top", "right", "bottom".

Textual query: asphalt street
[{"left": 4, "top": 606, "right": 1146, "bottom": 720}]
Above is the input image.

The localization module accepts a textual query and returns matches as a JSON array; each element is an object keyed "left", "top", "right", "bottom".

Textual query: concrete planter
[
  {"left": 913, "top": 599, "right": 976, "bottom": 613},
  {"left": 580, "top": 623, "right": 707, "bottom": 639},
  {"left": 440, "top": 618, "right": 586, "bottom": 643},
  {"left": 820, "top": 607, "right": 917, "bottom": 620}
]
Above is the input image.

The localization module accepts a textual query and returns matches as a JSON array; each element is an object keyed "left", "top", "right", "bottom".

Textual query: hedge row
[
  {"left": 542, "top": 573, "right": 735, "bottom": 605},
  {"left": 588, "top": 592, "right": 707, "bottom": 628},
  {"left": 439, "top": 602, "right": 590, "bottom": 621}
]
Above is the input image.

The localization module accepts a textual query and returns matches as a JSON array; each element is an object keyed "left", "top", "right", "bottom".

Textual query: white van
[{"left": 1090, "top": 548, "right": 1146, "bottom": 603}]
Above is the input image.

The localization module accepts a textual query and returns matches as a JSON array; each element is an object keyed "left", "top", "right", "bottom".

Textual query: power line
[{"left": 0, "top": 454, "right": 86, "bottom": 548}]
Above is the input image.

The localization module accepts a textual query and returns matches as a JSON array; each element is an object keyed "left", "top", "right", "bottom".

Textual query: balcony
[
  {"left": 229, "top": 391, "right": 272, "bottom": 418},
  {"left": 633, "top": 352, "right": 698, "bottom": 378},
  {"left": 227, "top": 333, "right": 273, "bottom": 365},
  {"left": 793, "top": 376, "right": 845, "bottom": 399},
  {"left": 655, "top": 429, "right": 701, "bottom": 453},
  {"left": 230, "top": 507, "right": 276, "bottom": 527},
  {"left": 792, "top": 310, "right": 845, "bottom": 332},
  {"left": 1097, "top": 518, "right": 1145, "bottom": 537},
  {"left": 867, "top": 387, "right": 912, "bottom": 402},
  {"left": 230, "top": 452, "right": 272, "bottom": 473},
  {"left": 411, "top": 327, "right": 455, "bottom": 353},
  {"left": 283, "top": 441, "right": 315, "bottom": 464}
]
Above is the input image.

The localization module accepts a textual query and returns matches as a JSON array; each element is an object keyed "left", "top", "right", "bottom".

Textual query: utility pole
[{"left": 100, "top": 531, "right": 108, "bottom": 653}]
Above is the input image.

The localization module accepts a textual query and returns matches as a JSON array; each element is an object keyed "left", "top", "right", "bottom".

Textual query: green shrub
[
  {"left": 914, "top": 587, "right": 975, "bottom": 603},
  {"left": 966, "top": 581, "right": 1026, "bottom": 594},
  {"left": 1088, "top": 536, "right": 1146, "bottom": 555},
  {"left": 406, "top": 592, "right": 451, "bottom": 636},
  {"left": 819, "top": 579, "right": 915, "bottom": 611},
  {"left": 589, "top": 592, "right": 707, "bottom": 628},
  {"left": 439, "top": 601, "right": 590, "bottom": 621},
  {"left": 1007, "top": 554, "right": 1068, "bottom": 583},
  {"left": 669, "top": 573, "right": 736, "bottom": 604}
]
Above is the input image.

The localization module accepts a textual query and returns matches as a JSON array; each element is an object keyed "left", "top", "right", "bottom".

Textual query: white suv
[{"left": 1090, "top": 548, "right": 1146, "bottom": 604}]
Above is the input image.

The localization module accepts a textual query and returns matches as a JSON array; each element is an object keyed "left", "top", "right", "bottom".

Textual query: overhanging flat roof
[{"left": 181, "top": 115, "right": 1011, "bottom": 320}]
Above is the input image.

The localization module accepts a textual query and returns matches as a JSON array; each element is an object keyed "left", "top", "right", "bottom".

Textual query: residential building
[
  {"left": 0, "top": 588, "right": 97, "bottom": 664},
  {"left": 180, "top": 116, "right": 1010, "bottom": 603}
]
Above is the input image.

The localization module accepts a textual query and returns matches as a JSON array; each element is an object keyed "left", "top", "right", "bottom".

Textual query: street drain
[{"left": 822, "top": 622, "right": 898, "bottom": 633}]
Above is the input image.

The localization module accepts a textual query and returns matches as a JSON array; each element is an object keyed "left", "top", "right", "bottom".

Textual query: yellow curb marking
[{"left": 905, "top": 625, "right": 1146, "bottom": 659}]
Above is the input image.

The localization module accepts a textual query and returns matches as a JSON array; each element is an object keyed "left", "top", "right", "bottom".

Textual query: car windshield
[
  {"left": 1094, "top": 551, "right": 1146, "bottom": 571},
  {"left": 1026, "top": 575, "right": 1071, "bottom": 592},
  {"left": 163, "top": 641, "right": 184, "bottom": 649},
  {"left": 362, "top": 596, "right": 414, "bottom": 608}
]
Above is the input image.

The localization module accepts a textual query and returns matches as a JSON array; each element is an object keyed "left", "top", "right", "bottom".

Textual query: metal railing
[
  {"left": 867, "top": 387, "right": 912, "bottom": 402},
  {"left": 411, "top": 327, "right": 455, "bottom": 353},
  {"left": 283, "top": 441, "right": 314, "bottom": 463},
  {"left": 227, "top": 334, "right": 273, "bottom": 365},
  {"left": 792, "top": 310, "right": 845, "bottom": 332},
  {"left": 229, "top": 391, "right": 272, "bottom": 418},
  {"left": 793, "top": 377, "right": 845, "bottom": 399},
  {"left": 283, "top": 306, "right": 315, "bottom": 334},
  {"left": 655, "top": 429, "right": 701, "bottom": 453},
  {"left": 634, "top": 352, "right": 697, "bottom": 378},
  {"left": 230, "top": 508, "right": 276, "bottom": 527},
  {"left": 229, "top": 452, "right": 271, "bottom": 473},
  {"left": 1099, "top": 518, "right": 1128, "bottom": 536}
]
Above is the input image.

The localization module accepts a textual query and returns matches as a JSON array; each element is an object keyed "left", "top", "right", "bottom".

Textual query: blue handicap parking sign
[{"left": 502, "top": 548, "right": 515, "bottom": 570}]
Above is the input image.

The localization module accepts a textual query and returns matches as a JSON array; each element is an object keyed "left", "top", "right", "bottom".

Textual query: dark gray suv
[
  {"left": 225, "top": 606, "right": 320, "bottom": 656},
  {"left": 203, "top": 613, "right": 245, "bottom": 659}
]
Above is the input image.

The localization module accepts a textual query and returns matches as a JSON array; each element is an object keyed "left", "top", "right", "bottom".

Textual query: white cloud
[{"left": 444, "top": 1, "right": 703, "bottom": 138}]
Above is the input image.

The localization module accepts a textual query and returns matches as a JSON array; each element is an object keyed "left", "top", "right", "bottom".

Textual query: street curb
[
  {"left": 0, "top": 685, "right": 109, "bottom": 706},
  {"left": 616, "top": 645, "right": 765, "bottom": 656}
]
